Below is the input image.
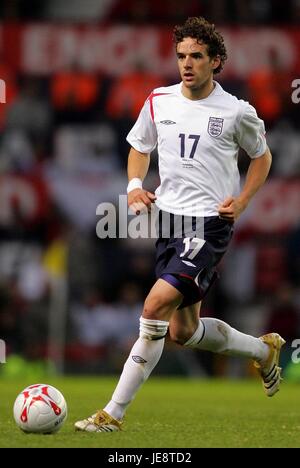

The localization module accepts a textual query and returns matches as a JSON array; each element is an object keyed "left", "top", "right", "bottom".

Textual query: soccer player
[{"left": 75, "top": 17, "right": 285, "bottom": 433}]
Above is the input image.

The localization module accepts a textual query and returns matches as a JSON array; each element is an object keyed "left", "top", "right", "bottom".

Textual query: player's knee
[
  {"left": 169, "top": 326, "right": 195, "bottom": 346},
  {"left": 139, "top": 316, "right": 169, "bottom": 341},
  {"left": 143, "top": 294, "right": 173, "bottom": 321}
]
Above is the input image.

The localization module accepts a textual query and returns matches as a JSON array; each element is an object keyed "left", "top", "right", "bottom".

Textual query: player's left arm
[{"left": 218, "top": 146, "right": 272, "bottom": 222}]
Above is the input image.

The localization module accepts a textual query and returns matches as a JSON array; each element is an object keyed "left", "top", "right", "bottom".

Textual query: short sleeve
[
  {"left": 126, "top": 98, "right": 158, "bottom": 154},
  {"left": 235, "top": 101, "right": 267, "bottom": 158}
]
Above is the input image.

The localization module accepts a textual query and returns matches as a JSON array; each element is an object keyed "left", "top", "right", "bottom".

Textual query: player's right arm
[
  {"left": 126, "top": 92, "right": 158, "bottom": 214},
  {"left": 127, "top": 147, "right": 156, "bottom": 214}
]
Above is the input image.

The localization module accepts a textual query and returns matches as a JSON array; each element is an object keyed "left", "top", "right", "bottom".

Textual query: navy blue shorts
[{"left": 155, "top": 212, "right": 234, "bottom": 308}]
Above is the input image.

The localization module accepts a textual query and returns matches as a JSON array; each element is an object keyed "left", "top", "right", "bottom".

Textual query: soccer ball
[{"left": 13, "top": 384, "right": 67, "bottom": 434}]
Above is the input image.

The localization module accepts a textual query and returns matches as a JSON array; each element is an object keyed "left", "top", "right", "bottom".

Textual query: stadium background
[{"left": 0, "top": 0, "right": 300, "bottom": 382}]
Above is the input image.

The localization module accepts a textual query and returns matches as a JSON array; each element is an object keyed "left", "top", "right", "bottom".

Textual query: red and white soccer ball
[{"left": 13, "top": 384, "right": 67, "bottom": 434}]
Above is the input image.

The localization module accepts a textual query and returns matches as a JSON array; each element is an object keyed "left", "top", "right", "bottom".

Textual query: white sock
[
  {"left": 184, "top": 318, "right": 269, "bottom": 363},
  {"left": 104, "top": 318, "right": 168, "bottom": 421}
]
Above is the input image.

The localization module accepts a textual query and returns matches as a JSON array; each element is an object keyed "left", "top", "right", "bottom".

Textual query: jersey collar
[{"left": 178, "top": 80, "right": 224, "bottom": 103}]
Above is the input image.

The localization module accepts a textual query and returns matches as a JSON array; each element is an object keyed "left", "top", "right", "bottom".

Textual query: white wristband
[{"left": 127, "top": 178, "right": 143, "bottom": 194}]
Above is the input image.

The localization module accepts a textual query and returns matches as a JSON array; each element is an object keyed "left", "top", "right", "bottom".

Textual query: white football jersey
[{"left": 127, "top": 81, "right": 267, "bottom": 217}]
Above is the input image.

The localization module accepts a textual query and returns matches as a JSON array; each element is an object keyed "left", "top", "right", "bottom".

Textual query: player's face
[{"left": 176, "top": 37, "right": 219, "bottom": 91}]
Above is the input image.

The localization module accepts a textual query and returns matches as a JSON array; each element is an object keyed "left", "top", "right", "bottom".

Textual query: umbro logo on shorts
[
  {"left": 181, "top": 260, "right": 197, "bottom": 268},
  {"left": 160, "top": 120, "right": 176, "bottom": 125},
  {"left": 132, "top": 355, "right": 147, "bottom": 364}
]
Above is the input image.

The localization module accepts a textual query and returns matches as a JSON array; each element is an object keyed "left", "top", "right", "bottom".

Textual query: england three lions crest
[{"left": 208, "top": 117, "right": 224, "bottom": 137}]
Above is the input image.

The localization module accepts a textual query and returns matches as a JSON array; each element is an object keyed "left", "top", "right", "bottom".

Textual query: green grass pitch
[{"left": 0, "top": 377, "right": 299, "bottom": 448}]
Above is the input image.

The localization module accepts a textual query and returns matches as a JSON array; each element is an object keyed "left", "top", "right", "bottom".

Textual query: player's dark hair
[{"left": 173, "top": 17, "right": 227, "bottom": 74}]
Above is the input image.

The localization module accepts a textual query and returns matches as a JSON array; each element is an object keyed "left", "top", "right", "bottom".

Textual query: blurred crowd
[
  {"left": 0, "top": 0, "right": 300, "bottom": 377},
  {"left": 1, "top": 0, "right": 300, "bottom": 24}
]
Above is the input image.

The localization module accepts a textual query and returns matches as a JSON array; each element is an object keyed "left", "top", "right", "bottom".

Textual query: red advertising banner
[
  {"left": 237, "top": 179, "right": 300, "bottom": 235},
  {"left": 0, "top": 24, "right": 300, "bottom": 78},
  {"left": 0, "top": 172, "right": 298, "bottom": 233},
  {"left": 0, "top": 174, "right": 50, "bottom": 227}
]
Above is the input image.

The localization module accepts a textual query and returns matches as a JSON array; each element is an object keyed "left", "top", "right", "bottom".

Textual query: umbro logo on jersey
[
  {"left": 160, "top": 120, "right": 176, "bottom": 125},
  {"left": 208, "top": 117, "right": 224, "bottom": 137}
]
